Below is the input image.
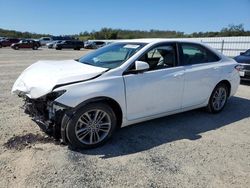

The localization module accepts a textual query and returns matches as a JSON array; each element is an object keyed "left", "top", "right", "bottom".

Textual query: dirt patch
[{"left": 3, "top": 133, "right": 55, "bottom": 151}]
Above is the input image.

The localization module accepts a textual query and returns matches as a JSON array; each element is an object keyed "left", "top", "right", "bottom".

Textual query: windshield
[{"left": 78, "top": 42, "right": 146, "bottom": 69}]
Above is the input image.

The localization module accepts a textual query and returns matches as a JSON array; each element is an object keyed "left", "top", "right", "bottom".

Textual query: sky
[{"left": 0, "top": 0, "right": 250, "bottom": 35}]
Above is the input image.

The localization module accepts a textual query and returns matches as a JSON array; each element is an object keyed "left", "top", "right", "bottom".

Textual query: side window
[
  {"left": 138, "top": 44, "right": 176, "bottom": 71},
  {"left": 96, "top": 42, "right": 104, "bottom": 45},
  {"left": 180, "top": 43, "right": 220, "bottom": 65}
]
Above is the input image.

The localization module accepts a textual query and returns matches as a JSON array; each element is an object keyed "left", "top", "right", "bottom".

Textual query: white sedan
[{"left": 12, "top": 39, "right": 240, "bottom": 149}]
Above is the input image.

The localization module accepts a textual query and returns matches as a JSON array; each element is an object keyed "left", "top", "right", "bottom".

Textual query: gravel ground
[{"left": 0, "top": 48, "right": 250, "bottom": 188}]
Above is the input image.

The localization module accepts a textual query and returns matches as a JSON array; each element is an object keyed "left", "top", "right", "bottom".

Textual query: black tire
[
  {"left": 56, "top": 48, "right": 61, "bottom": 50},
  {"left": 14, "top": 46, "right": 19, "bottom": 50},
  {"left": 33, "top": 45, "right": 38, "bottom": 50},
  {"left": 66, "top": 103, "right": 117, "bottom": 149},
  {"left": 0, "top": 44, "right": 2, "bottom": 48},
  {"left": 207, "top": 83, "right": 228, "bottom": 113}
]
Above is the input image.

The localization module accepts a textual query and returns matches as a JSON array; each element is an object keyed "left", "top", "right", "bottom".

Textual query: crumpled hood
[{"left": 12, "top": 59, "right": 107, "bottom": 99}]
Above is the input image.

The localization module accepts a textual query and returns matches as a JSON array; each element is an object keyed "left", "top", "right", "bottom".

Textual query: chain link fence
[{"left": 196, "top": 36, "right": 250, "bottom": 57}]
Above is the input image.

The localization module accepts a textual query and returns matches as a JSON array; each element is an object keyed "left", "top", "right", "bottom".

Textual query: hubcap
[
  {"left": 212, "top": 87, "right": 227, "bottom": 111},
  {"left": 75, "top": 109, "right": 111, "bottom": 145}
]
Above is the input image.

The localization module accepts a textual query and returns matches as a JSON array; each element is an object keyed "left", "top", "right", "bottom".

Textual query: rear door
[
  {"left": 21, "top": 40, "right": 30, "bottom": 48},
  {"left": 68, "top": 41, "right": 74, "bottom": 48},
  {"left": 178, "top": 42, "right": 222, "bottom": 108},
  {"left": 27, "top": 41, "right": 33, "bottom": 48}
]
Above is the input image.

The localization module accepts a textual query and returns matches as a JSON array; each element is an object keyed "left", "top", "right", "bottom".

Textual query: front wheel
[
  {"left": 207, "top": 83, "right": 228, "bottom": 113},
  {"left": 66, "top": 103, "right": 117, "bottom": 149},
  {"left": 33, "top": 46, "right": 38, "bottom": 50}
]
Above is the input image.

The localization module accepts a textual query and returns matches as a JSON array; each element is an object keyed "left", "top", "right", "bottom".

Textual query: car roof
[
  {"left": 116, "top": 38, "right": 203, "bottom": 45},
  {"left": 114, "top": 38, "right": 226, "bottom": 60}
]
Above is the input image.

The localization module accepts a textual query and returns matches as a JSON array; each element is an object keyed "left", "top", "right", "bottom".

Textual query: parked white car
[
  {"left": 39, "top": 37, "right": 53, "bottom": 46},
  {"left": 12, "top": 39, "right": 240, "bottom": 149}
]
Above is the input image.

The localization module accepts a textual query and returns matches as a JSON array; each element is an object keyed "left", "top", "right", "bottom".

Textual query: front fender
[{"left": 54, "top": 76, "right": 126, "bottom": 117}]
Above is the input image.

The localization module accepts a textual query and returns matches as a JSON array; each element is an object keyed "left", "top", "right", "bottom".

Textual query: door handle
[{"left": 174, "top": 72, "right": 184, "bottom": 77}]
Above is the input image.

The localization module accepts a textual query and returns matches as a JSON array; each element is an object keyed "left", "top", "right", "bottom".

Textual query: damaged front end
[{"left": 21, "top": 90, "right": 70, "bottom": 139}]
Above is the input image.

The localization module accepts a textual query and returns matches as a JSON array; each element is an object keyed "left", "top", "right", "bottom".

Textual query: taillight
[{"left": 235, "top": 64, "right": 244, "bottom": 71}]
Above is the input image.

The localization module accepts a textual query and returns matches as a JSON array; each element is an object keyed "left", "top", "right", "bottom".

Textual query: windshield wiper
[{"left": 78, "top": 61, "right": 93, "bottom": 65}]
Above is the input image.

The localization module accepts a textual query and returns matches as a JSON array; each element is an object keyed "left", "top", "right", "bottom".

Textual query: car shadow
[
  {"left": 241, "top": 81, "right": 250, "bottom": 86},
  {"left": 69, "top": 96, "right": 250, "bottom": 158}
]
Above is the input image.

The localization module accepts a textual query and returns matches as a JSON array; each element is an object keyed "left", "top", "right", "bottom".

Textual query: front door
[{"left": 123, "top": 43, "right": 185, "bottom": 121}]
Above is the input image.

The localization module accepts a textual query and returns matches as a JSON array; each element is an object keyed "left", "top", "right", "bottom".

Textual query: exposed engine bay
[{"left": 21, "top": 91, "right": 69, "bottom": 139}]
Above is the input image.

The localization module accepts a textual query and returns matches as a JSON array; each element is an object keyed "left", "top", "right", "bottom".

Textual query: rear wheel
[
  {"left": 207, "top": 83, "right": 228, "bottom": 113},
  {"left": 33, "top": 45, "right": 38, "bottom": 50},
  {"left": 0, "top": 44, "right": 2, "bottom": 48},
  {"left": 14, "top": 46, "right": 19, "bottom": 50},
  {"left": 66, "top": 103, "right": 117, "bottom": 149}
]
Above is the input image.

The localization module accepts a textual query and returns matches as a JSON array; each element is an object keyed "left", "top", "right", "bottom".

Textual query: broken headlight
[{"left": 46, "top": 90, "right": 66, "bottom": 101}]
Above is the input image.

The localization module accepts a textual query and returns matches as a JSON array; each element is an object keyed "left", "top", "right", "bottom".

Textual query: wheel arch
[
  {"left": 61, "top": 96, "right": 123, "bottom": 144},
  {"left": 215, "top": 80, "right": 231, "bottom": 97},
  {"left": 74, "top": 96, "right": 123, "bottom": 128},
  {"left": 61, "top": 96, "right": 123, "bottom": 143}
]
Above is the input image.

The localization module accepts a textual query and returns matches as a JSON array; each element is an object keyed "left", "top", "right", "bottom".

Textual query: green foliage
[
  {"left": 80, "top": 28, "right": 185, "bottom": 40},
  {"left": 190, "top": 24, "right": 250, "bottom": 37},
  {"left": 79, "top": 25, "right": 250, "bottom": 40},
  {"left": 1, "top": 24, "right": 250, "bottom": 40},
  {"left": 0, "top": 28, "right": 51, "bottom": 39}
]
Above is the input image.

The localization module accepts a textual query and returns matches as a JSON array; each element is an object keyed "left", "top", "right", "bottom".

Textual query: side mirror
[
  {"left": 135, "top": 61, "right": 149, "bottom": 72},
  {"left": 240, "top": 52, "right": 244, "bottom": 55}
]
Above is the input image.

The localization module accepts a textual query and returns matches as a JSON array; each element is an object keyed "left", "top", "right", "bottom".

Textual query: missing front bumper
[{"left": 22, "top": 97, "right": 70, "bottom": 139}]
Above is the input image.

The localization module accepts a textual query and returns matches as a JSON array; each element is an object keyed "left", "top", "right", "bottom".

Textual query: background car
[
  {"left": 11, "top": 39, "right": 40, "bottom": 50},
  {"left": 0, "top": 38, "right": 20, "bottom": 47},
  {"left": 234, "top": 49, "right": 250, "bottom": 81},
  {"left": 55, "top": 40, "right": 84, "bottom": 50},
  {"left": 38, "top": 37, "right": 53, "bottom": 46},
  {"left": 84, "top": 41, "right": 106, "bottom": 49},
  {"left": 0, "top": 37, "right": 7, "bottom": 40},
  {"left": 46, "top": 40, "right": 63, "bottom": 49}
]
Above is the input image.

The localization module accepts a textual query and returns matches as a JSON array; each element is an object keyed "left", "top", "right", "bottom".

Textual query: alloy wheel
[
  {"left": 75, "top": 109, "right": 112, "bottom": 145},
  {"left": 212, "top": 87, "right": 227, "bottom": 111}
]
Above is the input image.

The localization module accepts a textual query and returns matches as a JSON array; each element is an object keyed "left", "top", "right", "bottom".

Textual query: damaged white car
[{"left": 12, "top": 39, "right": 240, "bottom": 149}]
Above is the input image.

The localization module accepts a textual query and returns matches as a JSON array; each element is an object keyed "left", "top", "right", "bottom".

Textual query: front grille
[
  {"left": 244, "top": 71, "right": 250, "bottom": 77},
  {"left": 244, "top": 64, "right": 250, "bottom": 71}
]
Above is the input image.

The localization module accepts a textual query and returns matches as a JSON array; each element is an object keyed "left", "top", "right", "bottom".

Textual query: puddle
[{"left": 3, "top": 133, "right": 55, "bottom": 150}]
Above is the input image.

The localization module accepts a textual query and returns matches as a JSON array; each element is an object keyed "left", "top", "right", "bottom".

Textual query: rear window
[{"left": 180, "top": 43, "right": 220, "bottom": 65}]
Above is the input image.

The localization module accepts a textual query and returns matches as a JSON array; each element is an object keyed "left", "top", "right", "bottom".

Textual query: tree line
[
  {"left": 1, "top": 24, "right": 250, "bottom": 40},
  {"left": 0, "top": 28, "right": 50, "bottom": 39}
]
